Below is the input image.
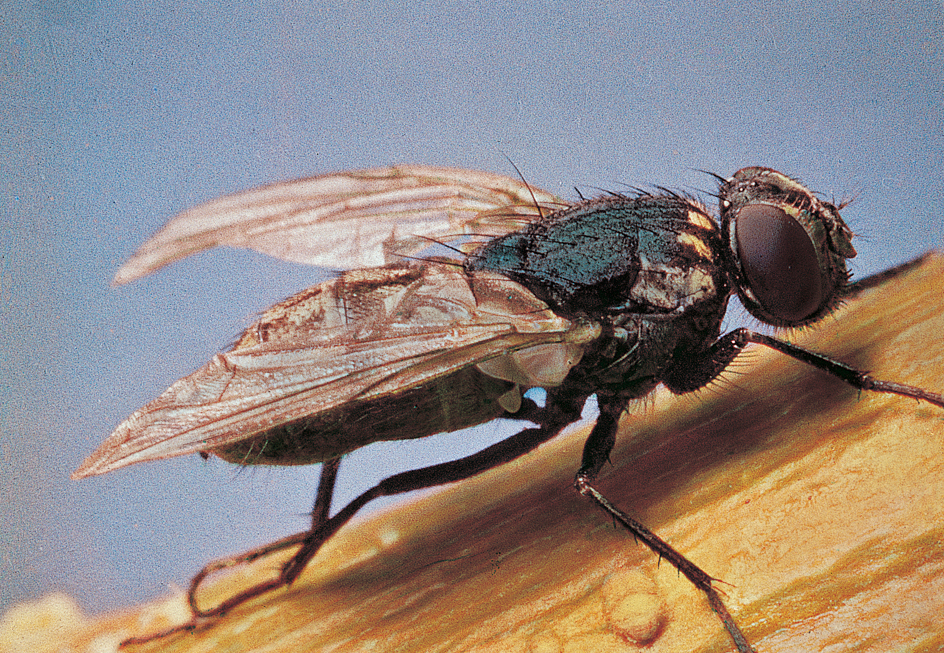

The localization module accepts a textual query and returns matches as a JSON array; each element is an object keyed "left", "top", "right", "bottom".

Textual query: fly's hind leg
[
  {"left": 121, "top": 396, "right": 586, "bottom": 647},
  {"left": 278, "top": 394, "right": 586, "bottom": 584},
  {"left": 187, "top": 456, "right": 343, "bottom": 619},
  {"left": 119, "top": 457, "right": 342, "bottom": 647}
]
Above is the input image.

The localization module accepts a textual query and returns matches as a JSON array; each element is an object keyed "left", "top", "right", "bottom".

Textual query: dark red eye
[{"left": 735, "top": 203, "right": 824, "bottom": 323}]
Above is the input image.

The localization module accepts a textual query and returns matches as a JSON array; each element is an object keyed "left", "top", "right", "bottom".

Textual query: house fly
[{"left": 74, "top": 165, "right": 944, "bottom": 651}]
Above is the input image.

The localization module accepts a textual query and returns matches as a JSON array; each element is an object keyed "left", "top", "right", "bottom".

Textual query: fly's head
[{"left": 719, "top": 167, "right": 857, "bottom": 328}]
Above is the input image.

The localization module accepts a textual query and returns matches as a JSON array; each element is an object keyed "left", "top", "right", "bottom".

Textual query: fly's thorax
[
  {"left": 719, "top": 167, "right": 856, "bottom": 327},
  {"left": 466, "top": 191, "right": 729, "bottom": 396},
  {"left": 467, "top": 192, "right": 726, "bottom": 319},
  {"left": 561, "top": 291, "right": 728, "bottom": 396}
]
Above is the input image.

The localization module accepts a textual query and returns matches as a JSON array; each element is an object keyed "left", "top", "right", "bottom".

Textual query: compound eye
[{"left": 735, "top": 203, "right": 824, "bottom": 323}]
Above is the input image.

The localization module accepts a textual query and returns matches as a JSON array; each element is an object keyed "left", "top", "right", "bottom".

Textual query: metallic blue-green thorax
[{"left": 468, "top": 194, "right": 731, "bottom": 395}]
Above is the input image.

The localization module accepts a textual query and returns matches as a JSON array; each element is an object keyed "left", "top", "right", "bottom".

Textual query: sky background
[{"left": 2, "top": 1, "right": 942, "bottom": 616}]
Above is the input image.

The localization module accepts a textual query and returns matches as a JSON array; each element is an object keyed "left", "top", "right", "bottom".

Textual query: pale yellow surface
[{"left": 3, "top": 254, "right": 943, "bottom": 653}]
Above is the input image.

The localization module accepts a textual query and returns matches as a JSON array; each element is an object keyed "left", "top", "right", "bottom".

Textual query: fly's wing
[
  {"left": 73, "top": 263, "right": 600, "bottom": 478},
  {"left": 114, "top": 165, "right": 562, "bottom": 285}
]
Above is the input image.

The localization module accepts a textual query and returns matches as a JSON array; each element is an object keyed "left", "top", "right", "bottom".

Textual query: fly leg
[
  {"left": 574, "top": 394, "right": 756, "bottom": 653},
  {"left": 187, "top": 456, "right": 343, "bottom": 618},
  {"left": 664, "top": 319, "right": 943, "bottom": 408},
  {"left": 279, "top": 393, "right": 586, "bottom": 583},
  {"left": 737, "top": 330, "right": 944, "bottom": 407},
  {"left": 670, "top": 328, "right": 944, "bottom": 408},
  {"left": 605, "top": 319, "right": 944, "bottom": 653},
  {"left": 120, "top": 458, "right": 343, "bottom": 647},
  {"left": 122, "top": 395, "right": 586, "bottom": 646}
]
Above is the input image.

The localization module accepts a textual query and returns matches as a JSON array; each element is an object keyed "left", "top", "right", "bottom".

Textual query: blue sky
[{"left": 2, "top": 1, "right": 942, "bottom": 615}]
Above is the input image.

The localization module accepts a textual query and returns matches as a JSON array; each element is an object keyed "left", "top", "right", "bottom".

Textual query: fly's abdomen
[{"left": 212, "top": 366, "right": 515, "bottom": 466}]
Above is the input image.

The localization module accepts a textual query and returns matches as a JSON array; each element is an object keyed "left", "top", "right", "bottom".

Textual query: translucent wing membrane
[
  {"left": 114, "top": 165, "right": 561, "bottom": 284},
  {"left": 74, "top": 263, "right": 597, "bottom": 477}
]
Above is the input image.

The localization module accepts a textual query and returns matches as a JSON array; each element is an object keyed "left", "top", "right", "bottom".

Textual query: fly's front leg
[
  {"left": 575, "top": 394, "right": 756, "bottom": 653},
  {"left": 671, "top": 328, "right": 944, "bottom": 407},
  {"left": 742, "top": 330, "right": 944, "bottom": 407}
]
